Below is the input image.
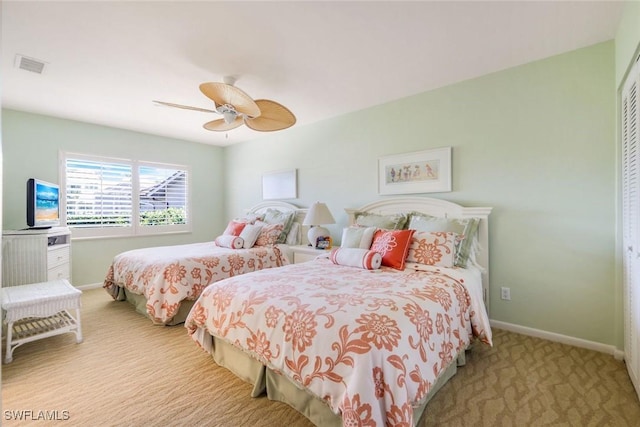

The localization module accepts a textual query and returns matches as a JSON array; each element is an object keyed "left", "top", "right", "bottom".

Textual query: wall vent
[{"left": 15, "top": 54, "right": 46, "bottom": 74}]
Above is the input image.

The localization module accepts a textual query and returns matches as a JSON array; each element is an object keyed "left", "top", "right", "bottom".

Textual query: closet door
[{"left": 622, "top": 55, "right": 640, "bottom": 399}]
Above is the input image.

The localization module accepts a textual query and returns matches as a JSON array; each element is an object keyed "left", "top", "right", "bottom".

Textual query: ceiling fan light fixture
[
  {"left": 222, "top": 110, "right": 236, "bottom": 124},
  {"left": 216, "top": 103, "right": 239, "bottom": 124}
]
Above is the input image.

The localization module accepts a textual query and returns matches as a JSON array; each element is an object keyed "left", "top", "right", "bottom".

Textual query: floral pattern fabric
[
  {"left": 103, "top": 242, "right": 288, "bottom": 324},
  {"left": 186, "top": 259, "right": 491, "bottom": 426},
  {"left": 370, "top": 229, "right": 415, "bottom": 270},
  {"left": 406, "top": 231, "right": 458, "bottom": 267},
  {"left": 254, "top": 223, "right": 284, "bottom": 246}
]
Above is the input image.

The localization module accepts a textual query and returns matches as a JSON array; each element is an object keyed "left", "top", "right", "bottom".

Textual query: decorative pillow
[
  {"left": 330, "top": 248, "right": 382, "bottom": 270},
  {"left": 340, "top": 226, "right": 377, "bottom": 249},
  {"left": 254, "top": 222, "right": 284, "bottom": 246},
  {"left": 223, "top": 220, "right": 247, "bottom": 236},
  {"left": 239, "top": 223, "right": 264, "bottom": 249},
  {"left": 406, "top": 231, "right": 458, "bottom": 268},
  {"left": 370, "top": 229, "right": 415, "bottom": 270},
  {"left": 354, "top": 211, "right": 408, "bottom": 230},
  {"left": 263, "top": 209, "right": 296, "bottom": 244},
  {"left": 408, "top": 213, "right": 480, "bottom": 268},
  {"left": 285, "top": 222, "right": 301, "bottom": 245},
  {"left": 214, "top": 235, "right": 244, "bottom": 249}
]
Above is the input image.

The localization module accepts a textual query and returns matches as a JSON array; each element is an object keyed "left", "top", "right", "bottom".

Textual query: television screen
[{"left": 27, "top": 178, "right": 61, "bottom": 228}]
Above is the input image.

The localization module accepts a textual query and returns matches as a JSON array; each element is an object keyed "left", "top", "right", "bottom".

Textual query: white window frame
[{"left": 60, "top": 151, "right": 192, "bottom": 239}]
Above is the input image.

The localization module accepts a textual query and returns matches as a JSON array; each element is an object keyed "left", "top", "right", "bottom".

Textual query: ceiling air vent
[{"left": 15, "top": 54, "right": 46, "bottom": 74}]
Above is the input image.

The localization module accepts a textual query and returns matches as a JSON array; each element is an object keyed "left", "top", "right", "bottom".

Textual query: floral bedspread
[
  {"left": 104, "top": 242, "right": 288, "bottom": 324},
  {"left": 185, "top": 258, "right": 491, "bottom": 426}
]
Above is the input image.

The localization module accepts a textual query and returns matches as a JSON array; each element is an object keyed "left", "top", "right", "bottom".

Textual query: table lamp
[{"left": 302, "top": 202, "right": 336, "bottom": 248}]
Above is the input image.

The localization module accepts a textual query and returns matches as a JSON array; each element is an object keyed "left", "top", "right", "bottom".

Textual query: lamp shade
[
  {"left": 302, "top": 202, "right": 336, "bottom": 226},
  {"left": 303, "top": 202, "right": 336, "bottom": 247}
]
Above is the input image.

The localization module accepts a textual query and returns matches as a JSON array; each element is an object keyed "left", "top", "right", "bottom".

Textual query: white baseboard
[
  {"left": 490, "top": 319, "right": 624, "bottom": 361},
  {"left": 76, "top": 282, "right": 103, "bottom": 290}
]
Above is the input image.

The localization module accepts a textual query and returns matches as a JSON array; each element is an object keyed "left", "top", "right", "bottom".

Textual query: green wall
[
  {"left": 225, "top": 41, "right": 616, "bottom": 347},
  {"left": 615, "top": 1, "right": 640, "bottom": 88},
  {"left": 1, "top": 110, "right": 225, "bottom": 286}
]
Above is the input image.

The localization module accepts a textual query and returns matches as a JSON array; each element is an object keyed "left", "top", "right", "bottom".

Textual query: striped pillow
[
  {"left": 330, "top": 248, "right": 382, "bottom": 270},
  {"left": 214, "top": 235, "right": 244, "bottom": 249}
]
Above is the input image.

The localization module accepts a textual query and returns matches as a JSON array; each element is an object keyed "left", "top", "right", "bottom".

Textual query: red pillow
[
  {"left": 223, "top": 220, "right": 247, "bottom": 236},
  {"left": 370, "top": 229, "right": 415, "bottom": 270}
]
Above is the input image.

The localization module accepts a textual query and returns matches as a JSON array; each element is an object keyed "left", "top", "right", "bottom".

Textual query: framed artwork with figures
[{"left": 378, "top": 147, "right": 451, "bottom": 195}]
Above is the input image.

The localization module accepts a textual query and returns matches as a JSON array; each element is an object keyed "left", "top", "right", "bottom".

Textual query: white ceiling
[{"left": 1, "top": 1, "right": 624, "bottom": 147}]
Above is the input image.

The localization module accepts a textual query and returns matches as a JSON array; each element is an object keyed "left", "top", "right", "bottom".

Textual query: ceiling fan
[{"left": 153, "top": 76, "right": 296, "bottom": 132}]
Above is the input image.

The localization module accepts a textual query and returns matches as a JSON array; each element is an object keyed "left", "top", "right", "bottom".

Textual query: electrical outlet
[{"left": 500, "top": 287, "right": 511, "bottom": 301}]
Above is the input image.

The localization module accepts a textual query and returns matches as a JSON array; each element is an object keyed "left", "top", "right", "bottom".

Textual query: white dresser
[{"left": 2, "top": 227, "right": 72, "bottom": 287}]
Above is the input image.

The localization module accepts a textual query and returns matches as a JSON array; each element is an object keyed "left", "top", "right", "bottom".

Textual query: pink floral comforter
[
  {"left": 104, "top": 242, "right": 288, "bottom": 324},
  {"left": 186, "top": 258, "right": 491, "bottom": 426}
]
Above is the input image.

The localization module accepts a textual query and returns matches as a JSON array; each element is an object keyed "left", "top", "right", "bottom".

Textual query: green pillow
[{"left": 354, "top": 212, "right": 408, "bottom": 230}]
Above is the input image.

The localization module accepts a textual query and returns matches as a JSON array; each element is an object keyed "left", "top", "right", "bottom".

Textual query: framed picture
[
  {"left": 262, "top": 169, "right": 297, "bottom": 200},
  {"left": 378, "top": 147, "right": 452, "bottom": 195}
]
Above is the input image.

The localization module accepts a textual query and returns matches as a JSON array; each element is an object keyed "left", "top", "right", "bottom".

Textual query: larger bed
[
  {"left": 185, "top": 197, "right": 492, "bottom": 426},
  {"left": 103, "top": 201, "right": 306, "bottom": 325}
]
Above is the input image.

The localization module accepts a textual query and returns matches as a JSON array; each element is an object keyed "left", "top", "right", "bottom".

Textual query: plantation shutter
[
  {"left": 138, "top": 165, "right": 188, "bottom": 226},
  {"left": 65, "top": 157, "right": 132, "bottom": 228},
  {"left": 62, "top": 153, "right": 190, "bottom": 238},
  {"left": 621, "top": 53, "right": 640, "bottom": 400}
]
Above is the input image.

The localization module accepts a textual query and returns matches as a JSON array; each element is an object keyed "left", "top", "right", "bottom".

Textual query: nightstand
[{"left": 290, "top": 245, "right": 331, "bottom": 264}]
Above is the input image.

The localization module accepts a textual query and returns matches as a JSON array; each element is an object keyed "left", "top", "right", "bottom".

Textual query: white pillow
[
  {"left": 239, "top": 223, "right": 264, "bottom": 249},
  {"left": 340, "top": 226, "right": 376, "bottom": 249},
  {"left": 214, "top": 235, "right": 244, "bottom": 249},
  {"left": 330, "top": 248, "right": 382, "bottom": 270}
]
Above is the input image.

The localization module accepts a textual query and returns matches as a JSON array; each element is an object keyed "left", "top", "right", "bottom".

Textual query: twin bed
[
  {"left": 182, "top": 197, "right": 493, "bottom": 426},
  {"left": 103, "top": 201, "right": 306, "bottom": 325}
]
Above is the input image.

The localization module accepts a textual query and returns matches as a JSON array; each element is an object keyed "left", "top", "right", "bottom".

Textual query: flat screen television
[{"left": 27, "top": 178, "right": 61, "bottom": 229}]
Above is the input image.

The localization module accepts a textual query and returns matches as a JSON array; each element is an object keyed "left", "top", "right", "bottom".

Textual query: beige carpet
[{"left": 2, "top": 288, "right": 639, "bottom": 426}]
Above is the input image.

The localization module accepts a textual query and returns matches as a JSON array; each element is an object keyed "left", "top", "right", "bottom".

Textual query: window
[{"left": 61, "top": 152, "right": 190, "bottom": 238}]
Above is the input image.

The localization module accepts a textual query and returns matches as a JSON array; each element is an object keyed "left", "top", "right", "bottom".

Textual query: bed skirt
[
  {"left": 207, "top": 334, "right": 464, "bottom": 426},
  {"left": 120, "top": 288, "right": 195, "bottom": 325}
]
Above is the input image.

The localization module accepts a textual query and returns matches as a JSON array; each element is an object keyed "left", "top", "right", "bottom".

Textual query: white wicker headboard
[{"left": 345, "top": 197, "right": 492, "bottom": 313}]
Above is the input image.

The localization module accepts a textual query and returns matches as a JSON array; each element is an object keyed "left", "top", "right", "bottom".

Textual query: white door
[{"left": 622, "top": 54, "right": 640, "bottom": 399}]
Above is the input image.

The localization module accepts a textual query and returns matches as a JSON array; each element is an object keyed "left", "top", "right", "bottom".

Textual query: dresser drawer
[
  {"left": 47, "top": 245, "right": 70, "bottom": 269},
  {"left": 47, "top": 264, "right": 70, "bottom": 281}
]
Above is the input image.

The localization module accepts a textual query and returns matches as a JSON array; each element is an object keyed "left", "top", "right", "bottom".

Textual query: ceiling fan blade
[
  {"left": 199, "top": 82, "right": 261, "bottom": 118},
  {"left": 244, "top": 99, "right": 296, "bottom": 132},
  {"left": 153, "top": 100, "right": 217, "bottom": 113},
  {"left": 203, "top": 117, "right": 244, "bottom": 132}
]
